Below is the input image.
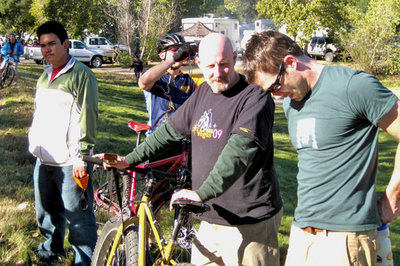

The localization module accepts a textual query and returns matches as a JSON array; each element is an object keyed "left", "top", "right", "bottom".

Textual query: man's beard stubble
[{"left": 209, "top": 77, "right": 230, "bottom": 94}]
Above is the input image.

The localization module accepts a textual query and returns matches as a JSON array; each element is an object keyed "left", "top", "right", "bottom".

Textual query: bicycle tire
[
  {"left": 0, "top": 68, "right": 6, "bottom": 88},
  {"left": 6, "top": 67, "right": 14, "bottom": 87},
  {"left": 91, "top": 217, "right": 138, "bottom": 266}
]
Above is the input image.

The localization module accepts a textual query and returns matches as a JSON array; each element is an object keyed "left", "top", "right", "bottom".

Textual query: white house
[{"left": 181, "top": 14, "right": 240, "bottom": 51}]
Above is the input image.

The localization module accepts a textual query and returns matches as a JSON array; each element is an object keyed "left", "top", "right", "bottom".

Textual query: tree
[
  {"left": 342, "top": 0, "right": 400, "bottom": 75},
  {"left": 42, "top": 0, "right": 102, "bottom": 38},
  {"left": 101, "top": 0, "right": 137, "bottom": 54},
  {"left": 136, "top": 0, "right": 183, "bottom": 61},
  {"left": 224, "top": 0, "right": 257, "bottom": 22},
  {"left": 180, "top": 0, "right": 231, "bottom": 19},
  {"left": 28, "top": 0, "right": 103, "bottom": 39},
  {"left": 255, "top": 0, "right": 352, "bottom": 46},
  {"left": 0, "top": 0, "right": 36, "bottom": 36}
]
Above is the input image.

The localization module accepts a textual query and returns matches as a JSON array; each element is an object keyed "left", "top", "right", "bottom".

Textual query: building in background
[{"left": 181, "top": 14, "right": 240, "bottom": 51}]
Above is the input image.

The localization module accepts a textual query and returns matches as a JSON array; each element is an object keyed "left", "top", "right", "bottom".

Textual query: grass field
[{"left": 0, "top": 60, "right": 399, "bottom": 265}]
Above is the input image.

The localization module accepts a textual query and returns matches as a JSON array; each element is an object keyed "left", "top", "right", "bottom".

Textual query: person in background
[
  {"left": 95, "top": 33, "right": 283, "bottom": 266},
  {"left": 129, "top": 54, "right": 144, "bottom": 85},
  {"left": 28, "top": 20, "right": 98, "bottom": 265},
  {"left": 0, "top": 33, "right": 24, "bottom": 85},
  {"left": 138, "top": 33, "right": 196, "bottom": 135},
  {"left": 242, "top": 30, "right": 400, "bottom": 265}
]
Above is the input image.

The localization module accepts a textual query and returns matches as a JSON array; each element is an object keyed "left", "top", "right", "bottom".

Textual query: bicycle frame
[
  {"left": 106, "top": 180, "right": 181, "bottom": 266},
  {"left": 126, "top": 152, "right": 189, "bottom": 214}
]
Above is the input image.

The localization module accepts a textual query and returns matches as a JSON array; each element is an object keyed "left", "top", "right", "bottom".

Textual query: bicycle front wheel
[
  {"left": 1, "top": 66, "right": 14, "bottom": 88},
  {"left": 91, "top": 217, "right": 138, "bottom": 266},
  {"left": 0, "top": 68, "right": 6, "bottom": 88},
  {"left": 6, "top": 67, "right": 14, "bottom": 87}
]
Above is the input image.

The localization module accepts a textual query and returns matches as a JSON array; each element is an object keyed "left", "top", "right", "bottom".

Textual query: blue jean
[{"left": 33, "top": 159, "right": 97, "bottom": 266}]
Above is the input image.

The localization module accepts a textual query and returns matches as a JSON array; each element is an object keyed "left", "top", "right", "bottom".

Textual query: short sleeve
[{"left": 347, "top": 72, "right": 398, "bottom": 126}]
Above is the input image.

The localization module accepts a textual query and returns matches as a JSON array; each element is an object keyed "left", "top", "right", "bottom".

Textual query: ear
[
  {"left": 232, "top": 51, "right": 237, "bottom": 65},
  {"left": 283, "top": 55, "right": 297, "bottom": 70},
  {"left": 63, "top": 39, "right": 69, "bottom": 49}
]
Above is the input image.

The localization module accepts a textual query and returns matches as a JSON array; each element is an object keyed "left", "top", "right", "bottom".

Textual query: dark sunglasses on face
[{"left": 267, "top": 63, "right": 285, "bottom": 93}]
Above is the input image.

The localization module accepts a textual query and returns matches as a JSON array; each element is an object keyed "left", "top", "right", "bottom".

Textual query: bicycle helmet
[{"left": 157, "top": 33, "right": 185, "bottom": 54}]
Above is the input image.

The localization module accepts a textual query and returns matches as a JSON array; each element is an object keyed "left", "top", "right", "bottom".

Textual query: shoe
[
  {"left": 36, "top": 248, "right": 65, "bottom": 264},
  {"left": 37, "top": 252, "right": 64, "bottom": 264}
]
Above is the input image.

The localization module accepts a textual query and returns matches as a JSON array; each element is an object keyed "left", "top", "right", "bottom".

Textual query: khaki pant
[
  {"left": 191, "top": 208, "right": 283, "bottom": 266},
  {"left": 285, "top": 225, "right": 377, "bottom": 266}
]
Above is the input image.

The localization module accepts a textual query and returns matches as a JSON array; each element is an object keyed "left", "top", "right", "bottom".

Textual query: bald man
[{"left": 96, "top": 33, "right": 283, "bottom": 265}]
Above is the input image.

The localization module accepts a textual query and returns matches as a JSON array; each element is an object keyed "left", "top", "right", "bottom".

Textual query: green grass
[{"left": 0, "top": 60, "right": 400, "bottom": 264}]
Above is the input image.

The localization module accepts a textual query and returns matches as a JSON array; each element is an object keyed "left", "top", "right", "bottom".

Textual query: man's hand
[
  {"left": 172, "top": 43, "right": 198, "bottom": 62},
  {"left": 73, "top": 165, "right": 87, "bottom": 179},
  {"left": 169, "top": 189, "right": 202, "bottom": 211},
  {"left": 378, "top": 191, "right": 400, "bottom": 223},
  {"left": 93, "top": 153, "right": 130, "bottom": 170}
]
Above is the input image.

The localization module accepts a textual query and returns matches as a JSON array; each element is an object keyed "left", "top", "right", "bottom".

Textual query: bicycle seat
[
  {"left": 173, "top": 199, "right": 210, "bottom": 214},
  {"left": 127, "top": 121, "right": 152, "bottom": 133}
]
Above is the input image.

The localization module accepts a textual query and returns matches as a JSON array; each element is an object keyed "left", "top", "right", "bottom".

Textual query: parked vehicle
[
  {"left": 24, "top": 39, "right": 106, "bottom": 68},
  {"left": 83, "top": 36, "right": 128, "bottom": 62},
  {"left": 306, "top": 36, "right": 340, "bottom": 62},
  {"left": 24, "top": 46, "right": 44, "bottom": 65}
]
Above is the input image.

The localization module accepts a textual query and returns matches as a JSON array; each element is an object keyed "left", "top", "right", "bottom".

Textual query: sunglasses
[{"left": 267, "top": 63, "right": 285, "bottom": 93}]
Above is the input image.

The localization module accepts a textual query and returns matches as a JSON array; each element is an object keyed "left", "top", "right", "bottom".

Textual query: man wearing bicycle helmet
[
  {"left": 0, "top": 33, "right": 24, "bottom": 85},
  {"left": 139, "top": 33, "right": 197, "bottom": 135}
]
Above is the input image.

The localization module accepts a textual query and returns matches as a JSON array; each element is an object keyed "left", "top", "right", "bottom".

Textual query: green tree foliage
[
  {"left": 137, "top": 0, "right": 183, "bottom": 60},
  {"left": 180, "top": 0, "right": 230, "bottom": 18},
  {"left": 342, "top": 0, "right": 400, "bottom": 75},
  {"left": 30, "top": 0, "right": 49, "bottom": 28},
  {"left": 0, "top": 0, "right": 35, "bottom": 36},
  {"left": 224, "top": 0, "right": 257, "bottom": 22},
  {"left": 43, "top": 0, "right": 102, "bottom": 38},
  {"left": 255, "top": 0, "right": 351, "bottom": 45},
  {"left": 29, "top": 0, "right": 103, "bottom": 39}
]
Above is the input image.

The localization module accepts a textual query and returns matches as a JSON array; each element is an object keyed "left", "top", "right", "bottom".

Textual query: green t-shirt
[{"left": 283, "top": 65, "right": 398, "bottom": 231}]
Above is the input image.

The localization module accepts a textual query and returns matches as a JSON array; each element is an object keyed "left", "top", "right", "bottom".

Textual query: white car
[{"left": 24, "top": 39, "right": 106, "bottom": 68}]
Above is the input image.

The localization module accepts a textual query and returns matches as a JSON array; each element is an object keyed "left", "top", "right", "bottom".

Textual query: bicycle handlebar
[
  {"left": 82, "top": 155, "right": 103, "bottom": 165},
  {"left": 82, "top": 155, "right": 178, "bottom": 180}
]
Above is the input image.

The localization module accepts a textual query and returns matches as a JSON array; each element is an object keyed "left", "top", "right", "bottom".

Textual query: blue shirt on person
[{"left": 143, "top": 71, "right": 195, "bottom": 135}]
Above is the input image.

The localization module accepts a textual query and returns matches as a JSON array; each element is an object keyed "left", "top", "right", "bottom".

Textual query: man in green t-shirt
[
  {"left": 242, "top": 30, "right": 400, "bottom": 265},
  {"left": 95, "top": 33, "right": 283, "bottom": 265}
]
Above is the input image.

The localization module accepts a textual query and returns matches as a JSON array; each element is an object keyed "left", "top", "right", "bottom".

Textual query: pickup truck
[
  {"left": 24, "top": 39, "right": 106, "bottom": 68},
  {"left": 83, "top": 36, "right": 128, "bottom": 62},
  {"left": 305, "top": 36, "right": 341, "bottom": 62}
]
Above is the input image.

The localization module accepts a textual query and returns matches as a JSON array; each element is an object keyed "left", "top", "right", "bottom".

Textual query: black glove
[{"left": 173, "top": 42, "right": 198, "bottom": 62}]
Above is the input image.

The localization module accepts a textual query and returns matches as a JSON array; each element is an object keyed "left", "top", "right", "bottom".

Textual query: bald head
[
  {"left": 199, "top": 33, "right": 233, "bottom": 60},
  {"left": 197, "top": 33, "right": 239, "bottom": 93}
]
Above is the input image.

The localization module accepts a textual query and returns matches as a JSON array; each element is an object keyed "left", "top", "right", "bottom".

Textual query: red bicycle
[{"left": 92, "top": 120, "right": 191, "bottom": 221}]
